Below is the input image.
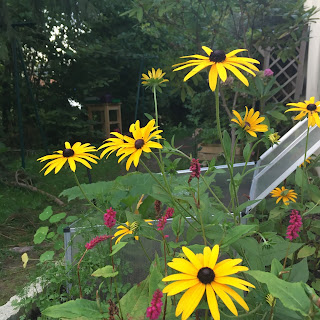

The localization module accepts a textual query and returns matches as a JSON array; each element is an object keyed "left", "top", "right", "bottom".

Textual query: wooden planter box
[{"left": 197, "top": 143, "right": 241, "bottom": 161}]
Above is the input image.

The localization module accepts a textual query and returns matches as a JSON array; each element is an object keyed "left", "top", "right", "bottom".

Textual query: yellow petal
[
  {"left": 206, "top": 284, "right": 220, "bottom": 320},
  {"left": 208, "top": 65, "right": 218, "bottom": 91},
  {"left": 181, "top": 283, "right": 205, "bottom": 320},
  {"left": 182, "top": 246, "right": 203, "bottom": 270},
  {"left": 168, "top": 258, "right": 198, "bottom": 276},
  {"left": 163, "top": 279, "right": 199, "bottom": 296}
]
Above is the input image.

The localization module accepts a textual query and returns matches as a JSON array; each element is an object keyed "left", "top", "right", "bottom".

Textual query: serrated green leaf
[{"left": 91, "top": 265, "right": 118, "bottom": 278}]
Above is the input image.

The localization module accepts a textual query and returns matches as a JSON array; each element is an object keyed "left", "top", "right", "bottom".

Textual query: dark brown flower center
[
  {"left": 244, "top": 121, "right": 251, "bottom": 128},
  {"left": 63, "top": 149, "right": 75, "bottom": 157},
  {"left": 197, "top": 267, "right": 215, "bottom": 284},
  {"left": 307, "top": 104, "right": 317, "bottom": 111},
  {"left": 135, "top": 139, "right": 145, "bottom": 149},
  {"left": 209, "top": 50, "right": 226, "bottom": 63}
]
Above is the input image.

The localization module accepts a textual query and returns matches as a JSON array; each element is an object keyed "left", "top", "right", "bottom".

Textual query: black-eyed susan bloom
[
  {"left": 113, "top": 220, "right": 153, "bottom": 244},
  {"left": 141, "top": 68, "right": 169, "bottom": 91},
  {"left": 270, "top": 186, "right": 297, "bottom": 206},
  {"left": 286, "top": 97, "right": 320, "bottom": 128},
  {"left": 299, "top": 157, "right": 312, "bottom": 168},
  {"left": 162, "top": 245, "right": 254, "bottom": 320},
  {"left": 99, "top": 119, "right": 163, "bottom": 171},
  {"left": 173, "top": 46, "right": 260, "bottom": 91},
  {"left": 232, "top": 107, "right": 268, "bottom": 137},
  {"left": 37, "top": 142, "right": 99, "bottom": 175}
]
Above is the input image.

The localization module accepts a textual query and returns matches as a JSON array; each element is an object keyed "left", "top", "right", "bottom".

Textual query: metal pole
[{"left": 11, "top": 39, "right": 25, "bottom": 168}]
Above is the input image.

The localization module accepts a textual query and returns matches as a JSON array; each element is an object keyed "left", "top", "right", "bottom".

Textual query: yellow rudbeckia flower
[
  {"left": 173, "top": 46, "right": 260, "bottom": 91},
  {"left": 270, "top": 186, "right": 297, "bottom": 205},
  {"left": 162, "top": 245, "right": 255, "bottom": 320}
]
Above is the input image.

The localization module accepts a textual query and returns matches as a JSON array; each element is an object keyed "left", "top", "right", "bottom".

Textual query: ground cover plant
[{"left": 16, "top": 44, "right": 320, "bottom": 320}]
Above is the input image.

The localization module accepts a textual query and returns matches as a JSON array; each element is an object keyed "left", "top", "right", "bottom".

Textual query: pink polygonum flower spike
[
  {"left": 286, "top": 210, "right": 302, "bottom": 241},
  {"left": 188, "top": 158, "right": 201, "bottom": 183},
  {"left": 146, "top": 289, "right": 163, "bottom": 320},
  {"left": 85, "top": 235, "right": 112, "bottom": 250},
  {"left": 157, "top": 207, "right": 174, "bottom": 231},
  {"left": 104, "top": 207, "right": 117, "bottom": 228},
  {"left": 264, "top": 68, "right": 274, "bottom": 77}
]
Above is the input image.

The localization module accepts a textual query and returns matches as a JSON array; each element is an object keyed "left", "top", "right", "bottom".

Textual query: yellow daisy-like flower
[
  {"left": 37, "top": 142, "right": 99, "bottom": 175},
  {"left": 162, "top": 245, "right": 255, "bottom": 320},
  {"left": 231, "top": 107, "right": 268, "bottom": 137},
  {"left": 113, "top": 220, "right": 153, "bottom": 244},
  {"left": 268, "top": 132, "right": 280, "bottom": 144},
  {"left": 99, "top": 119, "right": 163, "bottom": 171},
  {"left": 173, "top": 46, "right": 260, "bottom": 91},
  {"left": 299, "top": 157, "right": 312, "bottom": 168},
  {"left": 141, "top": 68, "right": 169, "bottom": 90},
  {"left": 285, "top": 96, "right": 320, "bottom": 128},
  {"left": 270, "top": 186, "right": 298, "bottom": 206}
]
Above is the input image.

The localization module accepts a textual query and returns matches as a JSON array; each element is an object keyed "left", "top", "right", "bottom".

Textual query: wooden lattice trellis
[{"left": 257, "top": 28, "right": 308, "bottom": 104}]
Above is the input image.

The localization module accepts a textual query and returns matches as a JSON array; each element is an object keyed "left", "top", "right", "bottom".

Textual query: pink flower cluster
[
  {"left": 157, "top": 207, "right": 174, "bottom": 231},
  {"left": 286, "top": 210, "right": 302, "bottom": 241},
  {"left": 264, "top": 68, "right": 274, "bottom": 77},
  {"left": 104, "top": 207, "right": 117, "bottom": 228},
  {"left": 188, "top": 158, "right": 201, "bottom": 183},
  {"left": 85, "top": 235, "right": 112, "bottom": 250},
  {"left": 146, "top": 289, "right": 163, "bottom": 320}
]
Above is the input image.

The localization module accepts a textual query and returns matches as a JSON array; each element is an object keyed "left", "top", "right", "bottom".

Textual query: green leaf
[
  {"left": 267, "top": 110, "right": 287, "bottom": 121},
  {"left": 234, "top": 200, "right": 260, "bottom": 215},
  {"left": 42, "top": 299, "right": 108, "bottom": 318},
  {"left": 297, "top": 246, "right": 316, "bottom": 259},
  {"left": 295, "top": 167, "right": 306, "bottom": 187},
  {"left": 288, "top": 258, "right": 309, "bottom": 283},
  {"left": 34, "top": 226, "right": 49, "bottom": 244},
  {"left": 247, "top": 270, "right": 310, "bottom": 316},
  {"left": 40, "top": 251, "right": 55, "bottom": 263},
  {"left": 110, "top": 242, "right": 127, "bottom": 256},
  {"left": 91, "top": 265, "right": 118, "bottom": 278},
  {"left": 144, "top": 113, "right": 153, "bottom": 121},
  {"left": 269, "top": 207, "right": 284, "bottom": 220},
  {"left": 222, "top": 130, "right": 231, "bottom": 159},
  {"left": 120, "top": 277, "right": 149, "bottom": 318},
  {"left": 54, "top": 240, "right": 64, "bottom": 250},
  {"left": 221, "top": 225, "right": 257, "bottom": 248},
  {"left": 254, "top": 76, "right": 264, "bottom": 95},
  {"left": 271, "top": 258, "right": 283, "bottom": 277},
  {"left": 39, "top": 206, "right": 53, "bottom": 221},
  {"left": 243, "top": 143, "right": 251, "bottom": 162},
  {"left": 47, "top": 231, "right": 55, "bottom": 239},
  {"left": 171, "top": 215, "right": 184, "bottom": 237},
  {"left": 261, "top": 237, "right": 303, "bottom": 266},
  {"left": 49, "top": 212, "right": 67, "bottom": 224}
]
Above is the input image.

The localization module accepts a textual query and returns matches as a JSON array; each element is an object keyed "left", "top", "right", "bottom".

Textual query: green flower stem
[
  {"left": 200, "top": 175, "right": 230, "bottom": 214},
  {"left": 138, "top": 238, "right": 152, "bottom": 262},
  {"left": 204, "top": 309, "right": 209, "bottom": 320},
  {"left": 241, "top": 139, "right": 263, "bottom": 176},
  {"left": 73, "top": 172, "right": 105, "bottom": 214},
  {"left": 231, "top": 136, "right": 239, "bottom": 167},
  {"left": 77, "top": 249, "right": 88, "bottom": 299},
  {"left": 152, "top": 86, "right": 163, "bottom": 164},
  {"left": 214, "top": 81, "right": 239, "bottom": 214},
  {"left": 282, "top": 242, "right": 292, "bottom": 270},
  {"left": 301, "top": 126, "right": 310, "bottom": 205},
  {"left": 114, "top": 278, "right": 124, "bottom": 320}
]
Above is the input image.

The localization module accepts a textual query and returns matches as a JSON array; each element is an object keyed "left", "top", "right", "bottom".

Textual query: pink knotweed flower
[
  {"left": 157, "top": 207, "right": 174, "bottom": 231},
  {"left": 264, "top": 68, "right": 274, "bottom": 77},
  {"left": 188, "top": 158, "right": 201, "bottom": 183},
  {"left": 85, "top": 235, "right": 112, "bottom": 250},
  {"left": 104, "top": 207, "right": 117, "bottom": 228},
  {"left": 146, "top": 289, "right": 163, "bottom": 320},
  {"left": 286, "top": 210, "right": 302, "bottom": 241}
]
